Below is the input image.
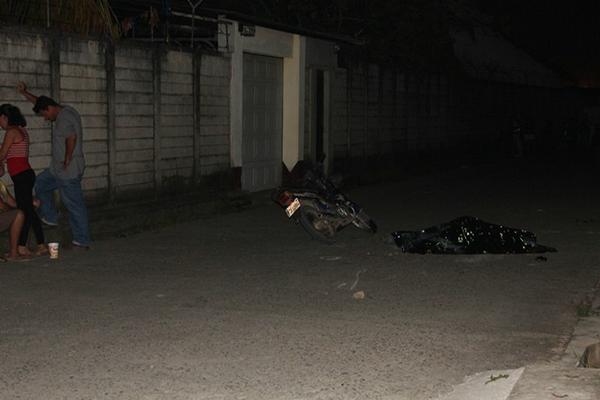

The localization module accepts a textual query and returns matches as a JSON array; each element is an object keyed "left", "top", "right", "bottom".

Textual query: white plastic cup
[{"left": 48, "top": 242, "right": 59, "bottom": 259}]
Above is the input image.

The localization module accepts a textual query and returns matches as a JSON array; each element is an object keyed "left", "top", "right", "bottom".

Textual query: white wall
[
  {"left": 222, "top": 20, "right": 306, "bottom": 170},
  {"left": 114, "top": 44, "right": 154, "bottom": 192},
  {"left": 0, "top": 35, "right": 51, "bottom": 190},
  {"left": 0, "top": 31, "right": 232, "bottom": 200},
  {"left": 198, "top": 55, "right": 231, "bottom": 175},
  {"left": 60, "top": 38, "right": 108, "bottom": 198}
]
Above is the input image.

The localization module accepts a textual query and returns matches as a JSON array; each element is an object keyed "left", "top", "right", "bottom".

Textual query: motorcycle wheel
[
  {"left": 352, "top": 209, "right": 378, "bottom": 233},
  {"left": 298, "top": 203, "right": 336, "bottom": 244}
]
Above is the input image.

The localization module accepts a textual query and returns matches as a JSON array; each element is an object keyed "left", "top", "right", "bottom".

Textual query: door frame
[
  {"left": 241, "top": 52, "right": 284, "bottom": 192},
  {"left": 226, "top": 21, "right": 306, "bottom": 178},
  {"left": 307, "top": 67, "right": 332, "bottom": 173}
]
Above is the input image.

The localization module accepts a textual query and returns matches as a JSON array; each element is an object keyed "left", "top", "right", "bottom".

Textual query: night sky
[
  {"left": 224, "top": 0, "right": 600, "bottom": 86},
  {"left": 466, "top": 0, "right": 600, "bottom": 86},
  {"left": 110, "top": 0, "right": 600, "bottom": 86}
]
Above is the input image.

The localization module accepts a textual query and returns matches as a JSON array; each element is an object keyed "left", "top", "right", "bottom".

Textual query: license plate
[{"left": 285, "top": 198, "right": 301, "bottom": 217}]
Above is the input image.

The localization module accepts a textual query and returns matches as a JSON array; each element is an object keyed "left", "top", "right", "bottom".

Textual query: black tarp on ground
[{"left": 392, "top": 216, "right": 556, "bottom": 254}]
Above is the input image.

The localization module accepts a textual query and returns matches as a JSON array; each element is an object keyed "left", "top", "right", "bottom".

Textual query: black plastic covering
[{"left": 392, "top": 216, "right": 556, "bottom": 254}]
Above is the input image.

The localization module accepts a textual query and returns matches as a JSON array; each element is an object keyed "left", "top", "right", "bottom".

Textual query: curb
[
  {"left": 507, "top": 280, "right": 600, "bottom": 399},
  {"left": 436, "top": 280, "right": 600, "bottom": 400},
  {"left": 23, "top": 190, "right": 259, "bottom": 249}
]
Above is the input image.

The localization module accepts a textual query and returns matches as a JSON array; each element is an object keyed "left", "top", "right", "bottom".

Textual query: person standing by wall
[
  {"left": 0, "top": 104, "right": 47, "bottom": 256},
  {"left": 16, "top": 82, "right": 91, "bottom": 249}
]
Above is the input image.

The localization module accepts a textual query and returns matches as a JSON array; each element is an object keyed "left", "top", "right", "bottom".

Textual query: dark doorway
[{"left": 315, "top": 69, "right": 325, "bottom": 161}]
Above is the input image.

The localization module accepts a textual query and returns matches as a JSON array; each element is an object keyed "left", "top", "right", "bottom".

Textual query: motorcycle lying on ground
[{"left": 272, "top": 158, "right": 377, "bottom": 244}]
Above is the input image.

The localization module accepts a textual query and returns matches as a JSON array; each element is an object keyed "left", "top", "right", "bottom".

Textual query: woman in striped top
[{"left": 0, "top": 104, "right": 46, "bottom": 257}]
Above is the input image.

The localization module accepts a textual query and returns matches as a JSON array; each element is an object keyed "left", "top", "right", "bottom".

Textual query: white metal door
[{"left": 242, "top": 53, "right": 283, "bottom": 192}]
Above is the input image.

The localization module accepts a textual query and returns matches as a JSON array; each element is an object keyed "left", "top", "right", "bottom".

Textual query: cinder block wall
[
  {"left": 0, "top": 31, "right": 231, "bottom": 202},
  {"left": 159, "top": 50, "right": 194, "bottom": 182},
  {"left": 331, "top": 68, "right": 348, "bottom": 162},
  {"left": 198, "top": 55, "right": 230, "bottom": 176},
  {"left": 60, "top": 37, "right": 108, "bottom": 198},
  {"left": 0, "top": 35, "right": 52, "bottom": 183},
  {"left": 114, "top": 44, "right": 154, "bottom": 194},
  {"left": 330, "top": 62, "right": 575, "bottom": 173}
]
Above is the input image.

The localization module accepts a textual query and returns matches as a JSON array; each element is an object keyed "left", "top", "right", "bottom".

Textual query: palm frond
[{"left": 0, "top": 0, "right": 121, "bottom": 40}]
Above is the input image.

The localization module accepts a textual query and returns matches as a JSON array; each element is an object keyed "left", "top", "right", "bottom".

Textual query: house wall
[
  {"left": 198, "top": 55, "right": 231, "bottom": 176},
  {"left": 60, "top": 38, "right": 108, "bottom": 199},
  {"left": 0, "top": 31, "right": 231, "bottom": 201},
  {"left": 0, "top": 35, "right": 52, "bottom": 185},
  {"left": 221, "top": 20, "right": 305, "bottom": 171},
  {"left": 114, "top": 44, "right": 154, "bottom": 194},
  {"left": 159, "top": 50, "right": 195, "bottom": 183},
  {"left": 329, "top": 61, "right": 578, "bottom": 174},
  {"left": 0, "top": 29, "right": 583, "bottom": 203}
]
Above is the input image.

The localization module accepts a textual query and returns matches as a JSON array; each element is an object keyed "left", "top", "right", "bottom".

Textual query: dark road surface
[{"left": 1, "top": 163, "right": 599, "bottom": 399}]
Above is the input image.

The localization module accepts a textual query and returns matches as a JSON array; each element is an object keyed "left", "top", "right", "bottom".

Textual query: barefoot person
[
  {"left": 17, "top": 82, "right": 90, "bottom": 248},
  {"left": 0, "top": 104, "right": 47, "bottom": 256}
]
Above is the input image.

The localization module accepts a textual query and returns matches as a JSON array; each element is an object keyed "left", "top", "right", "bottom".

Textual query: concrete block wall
[
  {"left": 114, "top": 44, "right": 154, "bottom": 194},
  {"left": 365, "top": 64, "right": 380, "bottom": 157},
  {"left": 437, "top": 76, "right": 449, "bottom": 148},
  {"left": 378, "top": 68, "right": 399, "bottom": 156},
  {"left": 331, "top": 64, "right": 457, "bottom": 165},
  {"left": 331, "top": 68, "right": 348, "bottom": 161},
  {"left": 0, "top": 31, "right": 232, "bottom": 202},
  {"left": 419, "top": 75, "right": 434, "bottom": 149},
  {"left": 419, "top": 74, "right": 446, "bottom": 153},
  {"left": 394, "top": 73, "right": 408, "bottom": 153},
  {"left": 160, "top": 50, "right": 194, "bottom": 181},
  {"left": 330, "top": 61, "right": 576, "bottom": 170},
  {"left": 60, "top": 38, "right": 108, "bottom": 199},
  {"left": 0, "top": 35, "right": 51, "bottom": 190},
  {"left": 198, "top": 54, "right": 230, "bottom": 176},
  {"left": 347, "top": 64, "right": 367, "bottom": 159}
]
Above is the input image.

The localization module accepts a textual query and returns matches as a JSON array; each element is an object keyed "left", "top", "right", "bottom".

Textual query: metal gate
[{"left": 242, "top": 53, "right": 283, "bottom": 192}]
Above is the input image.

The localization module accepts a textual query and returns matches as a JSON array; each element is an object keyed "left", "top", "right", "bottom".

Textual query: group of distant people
[{"left": 0, "top": 82, "right": 90, "bottom": 261}]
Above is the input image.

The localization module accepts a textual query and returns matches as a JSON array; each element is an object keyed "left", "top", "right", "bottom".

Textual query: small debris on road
[
  {"left": 350, "top": 269, "right": 366, "bottom": 291},
  {"left": 484, "top": 373, "right": 509, "bottom": 384},
  {"left": 320, "top": 255, "right": 342, "bottom": 261},
  {"left": 352, "top": 290, "right": 366, "bottom": 300}
]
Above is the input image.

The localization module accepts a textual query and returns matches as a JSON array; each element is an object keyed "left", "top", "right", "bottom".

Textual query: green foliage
[{"left": 0, "top": 0, "right": 120, "bottom": 39}]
